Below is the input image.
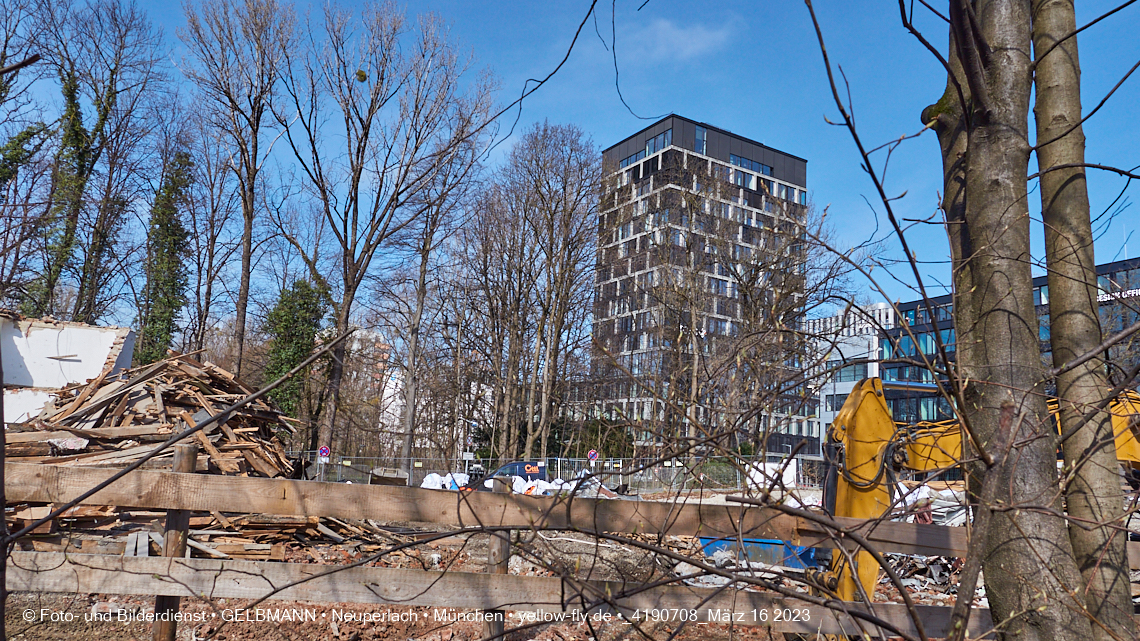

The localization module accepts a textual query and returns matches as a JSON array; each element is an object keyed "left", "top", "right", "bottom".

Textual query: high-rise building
[{"left": 590, "top": 115, "right": 821, "bottom": 458}]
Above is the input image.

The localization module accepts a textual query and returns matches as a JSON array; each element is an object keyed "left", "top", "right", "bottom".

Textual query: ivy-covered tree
[
  {"left": 22, "top": 69, "right": 92, "bottom": 317},
  {"left": 135, "top": 151, "right": 193, "bottom": 365},
  {"left": 264, "top": 280, "right": 327, "bottom": 419},
  {"left": 0, "top": 123, "right": 47, "bottom": 191}
]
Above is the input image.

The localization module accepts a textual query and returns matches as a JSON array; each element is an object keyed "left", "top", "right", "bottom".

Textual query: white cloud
[{"left": 626, "top": 17, "right": 734, "bottom": 62}]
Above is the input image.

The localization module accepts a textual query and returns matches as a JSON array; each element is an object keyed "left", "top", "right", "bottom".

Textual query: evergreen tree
[
  {"left": 135, "top": 151, "right": 193, "bottom": 365},
  {"left": 264, "top": 280, "right": 327, "bottom": 418}
]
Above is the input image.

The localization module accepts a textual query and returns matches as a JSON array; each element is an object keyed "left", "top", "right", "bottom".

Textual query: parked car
[{"left": 469, "top": 460, "right": 547, "bottom": 490}]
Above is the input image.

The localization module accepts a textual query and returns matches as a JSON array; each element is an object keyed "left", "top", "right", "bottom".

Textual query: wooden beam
[
  {"left": 7, "top": 551, "right": 991, "bottom": 638},
  {"left": 154, "top": 443, "right": 197, "bottom": 641},
  {"left": 9, "top": 463, "right": 1138, "bottom": 566},
  {"left": 6, "top": 426, "right": 169, "bottom": 443},
  {"left": 5, "top": 463, "right": 802, "bottom": 541}
]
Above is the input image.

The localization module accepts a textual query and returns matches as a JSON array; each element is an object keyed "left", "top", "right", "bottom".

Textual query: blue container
[{"left": 699, "top": 537, "right": 817, "bottom": 569}]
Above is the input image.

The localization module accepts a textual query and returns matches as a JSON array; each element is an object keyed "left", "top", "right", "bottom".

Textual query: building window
[
  {"left": 645, "top": 129, "right": 672, "bottom": 157},
  {"left": 695, "top": 126, "right": 706, "bottom": 155},
  {"left": 730, "top": 154, "right": 773, "bottom": 176},
  {"left": 917, "top": 332, "right": 936, "bottom": 355},
  {"left": 827, "top": 361, "right": 868, "bottom": 383},
  {"left": 825, "top": 393, "right": 849, "bottom": 412},
  {"left": 940, "top": 328, "right": 956, "bottom": 352},
  {"left": 620, "top": 149, "right": 646, "bottom": 169}
]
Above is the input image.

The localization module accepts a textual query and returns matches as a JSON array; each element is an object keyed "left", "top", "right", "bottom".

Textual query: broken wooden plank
[
  {"left": 185, "top": 538, "right": 229, "bottom": 558},
  {"left": 6, "top": 443, "right": 53, "bottom": 457},
  {"left": 62, "top": 425, "right": 173, "bottom": 440},
  {"left": 315, "top": 523, "right": 345, "bottom": 543},
  {"left": 60, "top": 361, "right": 168, "bottom": 422},
  {"left": 53, "top": 368, "right": 112, "bottom": 421},
  {"left": 240, "top": 449, "right": 280, "bottom": 478},
  {"left": 6, "top": 431, "right": 77, "bottom": 444}
]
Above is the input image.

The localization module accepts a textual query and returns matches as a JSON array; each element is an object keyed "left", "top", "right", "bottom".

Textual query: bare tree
[
  {"left": 502, "top": 123, "right": 598, "bottom": 459},
  {"left": 272, "top": 1, "right": 493, "bottom": 474},
  {"left": 25, "top": 0, "right": 164, "bottom": 321},
  {"left": 389, "top": 139, "right": 482, "bottom": 471},
  {"left": 459, "top": 183, "right": 541, "bottom": 462},
  {"left": 180, "top": 0, "right": 293, "bottom": 376},
  {"left": 180, "top": 108, "right": 240, "bottom": 354}
]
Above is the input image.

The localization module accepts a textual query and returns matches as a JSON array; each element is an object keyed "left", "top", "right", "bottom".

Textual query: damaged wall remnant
[{"left": 2, "top": 310, "right": 136, "bottom": 427}]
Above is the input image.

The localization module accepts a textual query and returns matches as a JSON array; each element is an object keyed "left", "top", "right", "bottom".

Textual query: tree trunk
[
  {"left": 1032, "top": 1, "right": 1134, "bottom": 635},
  {"left": 522, "top": 311, "right": 547, "bottom": 458},
  {"left": 316, "top": 288, "right": 354, "bottom": 479},
  {"left": 73, "top": 183, "right": 121, "bottom": 324},
  {"left": 925, "top": 2, "right": 1095, "bottom": 639},
  {"left": 499, "top": 333, "right": 522, "bottom": 463},
  {"left": 233, "top": 197, "right": 254, "bottom": 377},
  {"left": 537, "top": 329, "right": 561, "bottom": 459},
  {"left": 400, "top": 247, "right": 431, "bottom": 473},
  {"left": 1, "top": 335, "right": 8, "bottom": 639},
  {"left": 688, "top": 291, "right": 700, "bottom": 442}
]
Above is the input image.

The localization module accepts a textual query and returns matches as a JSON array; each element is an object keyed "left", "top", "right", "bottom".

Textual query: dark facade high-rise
[{"left": 585, "top": 115, "right": 821, "bottom": 458}]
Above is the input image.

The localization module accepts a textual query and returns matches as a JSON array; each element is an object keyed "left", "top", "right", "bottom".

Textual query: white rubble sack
[
  {"left": 747, "top": 460, "right": 798, "bottom": 489},
  {"left": 419, "top": 472, "right": 470, "bottom": 490}
]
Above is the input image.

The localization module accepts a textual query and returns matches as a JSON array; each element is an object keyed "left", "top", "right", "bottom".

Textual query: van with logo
[{"left": 473, "top": 460, "right": 547, "bottom": 490}]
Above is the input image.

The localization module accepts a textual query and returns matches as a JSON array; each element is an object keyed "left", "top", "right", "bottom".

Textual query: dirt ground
[{"left": 4, "top": 592, "right": 785, "bottom": 641}]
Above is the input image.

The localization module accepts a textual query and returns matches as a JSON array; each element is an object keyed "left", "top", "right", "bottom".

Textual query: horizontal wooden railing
[
  {"left": 2, "top": 462, "right": 1062, "bottom": 637},
  {"left": 8, "top": 552, "right": 990, "bottom": 638},
  {"left": 6, "top": 463, "right": 967, "bottom": 554},
  {"left": 10, "top": 462, "right": 1140, "bottom": 563}
]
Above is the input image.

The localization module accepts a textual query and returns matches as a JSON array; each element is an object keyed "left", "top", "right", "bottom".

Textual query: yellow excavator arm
[{"left": 825, "top": 378, "right": 1140, "bottom": 602}]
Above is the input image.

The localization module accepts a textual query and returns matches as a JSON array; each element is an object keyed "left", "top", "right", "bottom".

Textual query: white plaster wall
[
  {"left": 4, "top": 388, "right": 52, "bottom": 424},
  {"left": 1, "top": 319, "right": 132, "bottom": 388}
]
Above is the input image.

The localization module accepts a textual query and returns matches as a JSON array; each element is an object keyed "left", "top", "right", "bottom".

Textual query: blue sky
[{"left": 145, "top": 0, "right": 1140, "bottom": 306}]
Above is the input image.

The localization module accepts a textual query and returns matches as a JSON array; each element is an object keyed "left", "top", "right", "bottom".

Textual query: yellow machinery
[{"left": 824, "top": 378, "right": 1140, "bottom": 602}]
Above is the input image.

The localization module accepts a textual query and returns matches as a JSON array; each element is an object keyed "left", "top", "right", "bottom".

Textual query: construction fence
[{"left": 289, "top": 451, "right": 825, "bottom": 492}]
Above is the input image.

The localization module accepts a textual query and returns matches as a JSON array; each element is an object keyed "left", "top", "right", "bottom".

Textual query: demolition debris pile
[
  {"left": 6, "top": 354, "right": 294, "bottom": 478},
  {"left": 9, "top": 502, "right": 438, "bottom": 561}
]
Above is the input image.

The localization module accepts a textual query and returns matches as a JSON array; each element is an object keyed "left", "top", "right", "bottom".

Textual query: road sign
[
  {"left": 317, "top": 456, "right": 330, "bottom": 464},
  {"left": 318, "top": 446, "right": 331, "bottom": 458},
  {"left": 587, "top": 449, "right": 598, "bottom": 461}
]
